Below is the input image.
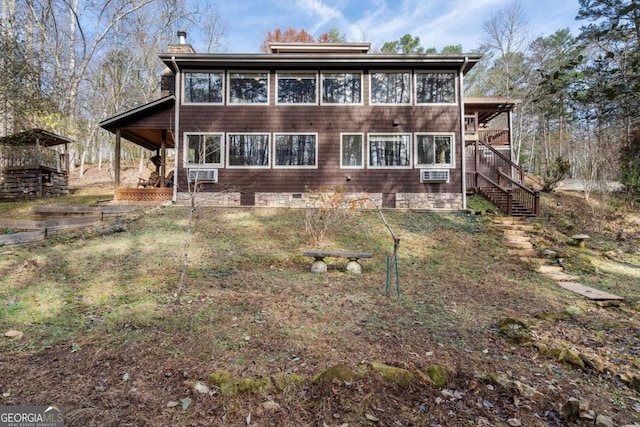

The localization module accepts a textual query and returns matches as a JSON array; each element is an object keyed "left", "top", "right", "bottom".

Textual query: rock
[
  {"left": 184, "top": 381, "right": 210, "bottom": 394},
  {"left": 235, "top": 377, "right": 271, "bottom": 394},
  {"left": 560, "top": 398, "right": 580, "bottom": 421},
  {"left": 540, "top": 249, "right": 557, "bottom": 257},
  {"left": 368, "top": 362, "right": 414, "bottom": 387},
  {"left": 498, "top": 318, "right": 531, "bottom": 344},
  {"left": 564, "top": 305, "right": 584, "bottom": 317},
  {"left": 345, "top": 260, "right": 362, "bottom": 274},
  {"left": 4, "top": 330, "right": 23, "bottom": 339},
  {"left": 310, "top": 260, "right": 327, "bottom": 273},
  {"left": 312, "top": 364, "right": 360, "bottom": 386},
  {"left": 580, "top": 353, "right": 605, "bottom": 373},
  {"left": 514, "top": 380, "right": 544, "bottom": 400},
  {"left": 507, "top": 418, "right": 522, "bottom": 426},
  {"left": 595, "top": 414, "right": 615, "bottom": 427},
  {"left": 271, "top": 372, "right": 306, "bottom": 391},
  {"left": 560, "top": 349, "right": 585, "bottom": 369},
  {"left": 262, "top": 400, "right": 280, "bottom": 411},
  {"left": 422, "top": 365, "right": 449, "bottom": 389}
]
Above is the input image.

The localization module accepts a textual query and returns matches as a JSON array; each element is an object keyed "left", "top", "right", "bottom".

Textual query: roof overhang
[
  {"left": 464, "top": 97, "right": 520, "bottom": 125},
  {"left": 99, "top": 96, "right": 175, "bottom": 151},
  {"left": 159, "top": 53, "right": 482, "bottom": 75},
  {"left": 0, "top": 128, "right": 74, "bottom": 147}
]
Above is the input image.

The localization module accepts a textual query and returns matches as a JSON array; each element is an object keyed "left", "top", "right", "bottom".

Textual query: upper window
[
  {"left": 368, "top": 134, "right": 412, "bottom": 168},
  {"left": 277, "top": 72, "right": 317, "bottom": 104},
  {"left": 184, "top": 72, "right": 223, "bottom": 104},
  {"left": 415, "top": 133, "right": 454, "bottom": 167},
  {"left": 340, "top": 133, "right": 364, "bottom": 168},
  {"left": 321, "top": 72, "right": 362, "bottom": 104},
  {"left": 274, "top": 133, "right": 317, "bottom": 168},
  {"left": 227, "top": 133, "right": 270, "bottom": 168},
  {"left": 370, "top": 72, "right": 411, "bottom": 104},
  {"left": 228, "top": 72, "right": 269, "bottom": 104},
  {"left": 415, "top": 72, "right": 456, "bottom": 104},
  {"left": 185, "top": 133, "right": 223, "bottom": 167}
]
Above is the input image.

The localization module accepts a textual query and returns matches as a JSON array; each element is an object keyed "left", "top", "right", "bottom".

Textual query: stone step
[
  {"left": 504, "top": 240, "right": 534, "bottom": 249},
  {"left": 504, "top": 234, "right": 531, "bottom": 242},
  {"left": 494, "top": 217, "right": 524, "bottom": 225},
  {"left": 502, "top": 229, "right": 528, "bottom": 236},
  {"left": 556, "top": 282, "right": 623, "bottom": 301},
  {"left": 545, "top": 272, "right": 580, "bottom": 282},
  {"left": 537, "top": 265, "right": 564, "bottom": 273},
  {"left": 508, "top": 249, "right": 538, "bottom": 257},
  {"left": 495, "top": 224, "right": 535, "bottom": 232},
  {"left": 520, "top": 257, "right": 549, "bottom": 264}
]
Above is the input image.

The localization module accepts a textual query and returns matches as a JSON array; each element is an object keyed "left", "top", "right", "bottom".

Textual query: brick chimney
[{"left": 168, "top": 30, "right": 195, "bottom": 54}]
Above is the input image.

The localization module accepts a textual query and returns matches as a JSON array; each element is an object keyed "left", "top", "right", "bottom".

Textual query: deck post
[
  {"left": 160, "top": 130, "right": 167, "bottom": 187},
  {"left": 114, "top": 128, "right": 121, "bottom": 191},
  {"left": 506, "top": 189, "right": 513, "bottom": 216}
]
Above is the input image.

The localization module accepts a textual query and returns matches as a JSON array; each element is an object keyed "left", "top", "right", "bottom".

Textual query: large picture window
[
  {"left": 274, "top": 133, "right": 317, "bottom": 167},
  {"left": 321, "top": 72, "right": 362, "bottom": 104},
  {"left": 340, "top": 133, "right": 364, "bottom": 168},
  {"left": 185, "top": 133, "right": 223, "bottom": 167},
  {"left": 415, "top": 133, "right": 454, "bottom": 167},
  {"left": 184, "top": 72, "right": 223, "bottom": 104},
  {"left": 227, "top": 134, "right": 270, "bottom": 167},
  {"left": 415, "top": 72, "right": 456, "bottom": 104},
  {"left": 370, "top": 72, "right": 411, "bottom": 104},
  {"left": 368, "top": 134, "right": 411, "bottom": 168},
  {"left": 277, "top": 72, "right": 317, "bottom": 104},
  {"left": 228, "top": 72, "right": 269, "bottom": 104}
]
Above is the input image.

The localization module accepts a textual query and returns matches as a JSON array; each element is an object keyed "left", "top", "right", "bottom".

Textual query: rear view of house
[{"left": 101, "top": 32, "right": 537, "bottom": 215}]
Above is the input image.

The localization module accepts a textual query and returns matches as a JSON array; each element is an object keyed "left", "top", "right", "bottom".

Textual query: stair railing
[{"left": 497, "top": 169, "right": 540, "bottom": 216}]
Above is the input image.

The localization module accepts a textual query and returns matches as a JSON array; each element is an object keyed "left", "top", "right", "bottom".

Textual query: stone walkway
[{"left": 494, "top": 217, "right": 623, "bottom": 302}]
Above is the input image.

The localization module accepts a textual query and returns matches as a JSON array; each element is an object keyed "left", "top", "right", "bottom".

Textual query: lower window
[
  {"left": 368, "top": 134, "right": 411, "bottom": 168},
  {"left": 227, "top": 134, "right": 270, "bottom": 167},
  {"left": 340, "top": 133, "right": 364, "bottom": 168},
  {"left": 415, "top": 133, "right": 454, "bottom": 167},
  {"left": 185, "top": 133, "right": 223, "bottom": 167},
  {"left": 274, "top": 133, "right": 317, "bottom": 167}
]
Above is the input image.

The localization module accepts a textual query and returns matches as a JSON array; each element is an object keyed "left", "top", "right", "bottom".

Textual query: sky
[{"left": 199, "top": 0, "right": 583, "bottom": 53}]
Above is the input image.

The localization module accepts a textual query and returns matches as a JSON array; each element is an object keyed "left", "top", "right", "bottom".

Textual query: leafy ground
[{"left": 0, "top": 171, "right": 639, "bottom": 426}]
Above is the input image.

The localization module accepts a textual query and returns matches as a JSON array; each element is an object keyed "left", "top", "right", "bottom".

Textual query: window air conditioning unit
[
  {"left": 420, "top": 169, "right": 450, "bottom": 183},
  {"left": 188, "top": 168, "right": 218, "bottom": 183}
]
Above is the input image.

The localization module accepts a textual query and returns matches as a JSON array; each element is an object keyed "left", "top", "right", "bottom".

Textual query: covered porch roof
[
  {"left": 99, "top": 96, "right": 175, "bottom": 151},
  {"left": 0, "top": 128, "right": 74, "bottom": 147},
  {"left": 464, "top": 97, "right": 519, "bottom": 126}
]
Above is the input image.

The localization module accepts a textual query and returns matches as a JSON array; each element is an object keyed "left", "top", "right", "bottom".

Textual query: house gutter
[
  {"left": 459, "top": 56, "right": 469, "bottom": 210},
  {"left": 171, "top": 56, "right": 180, "bottom": 204}
]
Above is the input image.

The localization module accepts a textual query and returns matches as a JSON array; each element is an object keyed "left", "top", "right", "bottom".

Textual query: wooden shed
[{"left": 0, "top": 129, "right": 73, "bottom": 200}]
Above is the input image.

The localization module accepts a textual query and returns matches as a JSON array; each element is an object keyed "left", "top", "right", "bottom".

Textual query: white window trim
[
  {"left": 320, "top": 71, "right": 364, "bottom": 106},
  {"left": 227, "top": 70, "right": 270, "bottom": 105},
  {"left": 275, "top": 71, "right": 318, "bottom": 105},
  {"left": 226, "top": 132, "right": 271, "bottom": 169},
  {"left": 414, "top": 132, "right": 456, "bottom": 168},
  {"left": 414, "top": 71, "right": 458, "bottom": 106},
  {"left": 183, "top": 132, "right": 224, "bottom": 169},
  {"left": 340, "top": 132, "right": 365, "bottom": 169},
  {"left": 369, "top": 70, "right": 412, "bottom": 106},
  {"left": 367, "top": 133, "right": 413, "bottom": 169},
  {"left": 273, "top": 132, "right": 319, "bottom": 169},
  {"left": 182, "top": 70, "right": 225, "bottom": 105}
]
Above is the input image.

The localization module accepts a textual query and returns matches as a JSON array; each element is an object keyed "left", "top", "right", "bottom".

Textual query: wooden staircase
[{"left": 466, "top": 139, "right": 540, "bottom": 217}]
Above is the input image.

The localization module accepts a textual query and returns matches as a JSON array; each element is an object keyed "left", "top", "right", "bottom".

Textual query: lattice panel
[{"left": 116, "top": 188, "right": 172, "bottom": 202}]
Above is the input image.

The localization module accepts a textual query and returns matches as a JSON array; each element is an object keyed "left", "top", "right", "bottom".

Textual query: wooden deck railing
[
  {"left": 0, "top": 145, "right": 68, "bottom": 172},
  {"left": 473, "top": 138, "right": 524, "bottom": 184},
  {"left": 478, "top": 128, "right": 510, "bottom": 145}
]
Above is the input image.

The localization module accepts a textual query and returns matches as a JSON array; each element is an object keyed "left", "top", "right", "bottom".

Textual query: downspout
[
  {"left": 459, "top": 56, "right": 469, "bottom": 210},
  {"left": 171, "top": 56, "right": 180, "bottom": 203}
]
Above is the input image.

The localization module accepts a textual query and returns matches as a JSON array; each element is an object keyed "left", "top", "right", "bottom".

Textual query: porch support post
[
  {"left": 115, "top": 128, "right": 121, "bottom": 191},
  {"left": 160, "top": 130, "right": 167, "bottom": 187}
]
